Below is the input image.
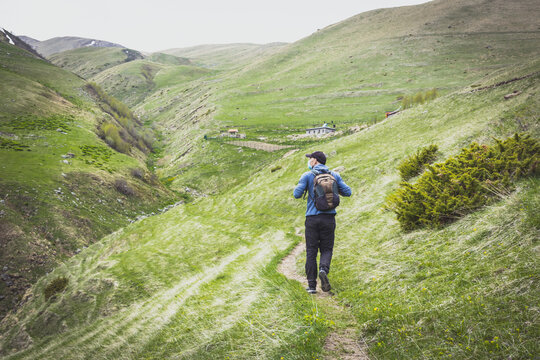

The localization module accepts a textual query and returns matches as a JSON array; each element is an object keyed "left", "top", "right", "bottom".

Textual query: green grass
[
  {"left": 161, "top": 43, "right": 287, "bottom": 70},
  {"left": 0, "top": 42, "right": 176, "bottom": 320},
  {"left": 332, "top": 178, "right": 539, "bottom": 359},
  {"left": 214, "top": 32, "right": 540, "bottom": 129},
  {"left": 146, "top": 52, "right": 191, "bottom": 66},
  {"left": 1, "top": 1, "right": 539, "bottom": 358},
  {"left": 152, "top": 65, "right": 214, "bottom": 89},
  {"left": 131, "top": 2, "right": 540, "bottom": 197},
  {"left": 89, "top": 60, "right": 165, "bottom": 106},
  {"left": 2, "top": 59, "right": 538, "bottom": 359},
  {"left": 49, "top": 47, "right": 143, "bottom": 79}
]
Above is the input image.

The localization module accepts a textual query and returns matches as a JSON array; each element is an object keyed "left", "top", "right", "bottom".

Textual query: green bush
[
  {"left": 401, "top": 88, "right": 438, "bottom": 109},
  {"left": 88, "top": 82, "right": 154, "bottom": 154},
  {"left": 87, "top": 82, "right": 135, "bottom": 120},
  {"left": 44, "top": 277, "right": 68, "bottom": 300},
  {"left": 424, "top": 88, "right": 438, "bottom": 101},
  {"left": 386, "top": 133, "right": 539, "bottom": 230},
  {"left": 0, "top": 138, "right": 30, "bottom": 151},
  {"left": 101, "top": 122, "right": 131, "bottom": 154},
  {"left": 397, "top": 144, "right": 438, "bottom": 181},
  {"left": 413, "top": 92, "right": 424, "bottom": 105}
]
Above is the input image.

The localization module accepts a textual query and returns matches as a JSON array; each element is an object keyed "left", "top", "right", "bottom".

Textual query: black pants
[{"left": 305, "top": 214, "right": 336, "bottom": 288}]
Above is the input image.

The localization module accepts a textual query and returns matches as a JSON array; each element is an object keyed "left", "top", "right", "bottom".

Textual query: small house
[{"left": 305, "top": 124, "right": 336, "bottom": 136}]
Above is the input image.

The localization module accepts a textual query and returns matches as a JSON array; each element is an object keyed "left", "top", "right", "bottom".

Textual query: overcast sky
[{"left": 1, "top": 0, "right": 430, "bottom": 52}]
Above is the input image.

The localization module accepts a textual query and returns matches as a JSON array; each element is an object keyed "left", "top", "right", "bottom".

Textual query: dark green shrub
[
  {"left": 8, "top": 114, "right": 73, "bottom": 132},
  {"left": 79, "top": 145, "right": 112, "bottom": 170},
  {"left": 386, "top": 134, "right": 539, "bottom": 230},
  {"left": 44, "top": 277, "right": 68, "bottom": 300},
  {"left": 413, "top": 92, "right": 424, "bottom": 105},
  {"left": 397, "top": 144, "right": 439, "bottom": 181},
  {"left": 271, "top": 165, "right": 282, "bottom": 172},
  {"left": 0, "top": 138, "right": 30, "bottom": 151}
]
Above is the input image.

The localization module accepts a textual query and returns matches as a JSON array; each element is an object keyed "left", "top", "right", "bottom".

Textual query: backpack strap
[{"left": 302, "top": 170, "right": 319, "bottom": 200}]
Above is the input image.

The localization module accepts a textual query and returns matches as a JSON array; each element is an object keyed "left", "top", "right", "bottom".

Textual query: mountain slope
[
  {"left": 1, "top": 29, "right": 44, "bottom": 59},
  {"left": 142, "top": 0, "right": 540, "bottom": 195},
  {"left": 1, "top": 0, "right": 539, "bottom": 358},
  {"left": 1, "top": 61, "right": 537, "bottom": 359},
  {"left": 49, "top": 47, "right": 144, "bottom": 79},
  {"left": 28, "top": 36, "right": 124, "bottom": 57},
  {"left": 0, "top": 41, "right": 175, "bottom": 320},
  {"left": 146, "top": 52, "right": 191, "bottom": 66},
  {"left": 17, "top": 36, "right": 40, "bottom": 49},
  {"left": 161, "top": 42, "right": 287, "bottom": 69},
  {"left": 212, "top": 0, "right": 540, "bottom": 128}
]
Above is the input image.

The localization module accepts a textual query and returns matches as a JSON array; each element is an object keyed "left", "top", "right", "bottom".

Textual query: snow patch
[
  {"left": 86, "top": 40, "right": 96, "bottom": 47},
  {"left": 1, "top": 28, "right": 15, "bottom": 45}
]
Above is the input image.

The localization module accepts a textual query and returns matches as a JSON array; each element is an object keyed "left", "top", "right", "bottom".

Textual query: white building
[{"left": 305, "top": 124, "right": 336, "bottom": 136}]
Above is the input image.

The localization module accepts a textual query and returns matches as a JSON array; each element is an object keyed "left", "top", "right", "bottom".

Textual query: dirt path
[
  {"left": 278, "top": 229, "right": 370, "bottom": 360},
  {"left": 227, "top": 140, "right": 294, "bottom": 152}
]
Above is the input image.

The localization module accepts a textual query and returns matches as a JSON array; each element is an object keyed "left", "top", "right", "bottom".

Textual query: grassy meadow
[
  {"left": 1, "top": 0, "right": 539, "bottom": 358},
  {"left": 1, "top": 59, "right": 538, "bottom": 358}
]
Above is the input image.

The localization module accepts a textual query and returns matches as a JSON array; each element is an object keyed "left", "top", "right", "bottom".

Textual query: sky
[{"left": 1, "top": 0, "right": 430, "bottom": 52}]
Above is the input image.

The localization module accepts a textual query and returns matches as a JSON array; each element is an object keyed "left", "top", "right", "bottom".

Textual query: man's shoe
[
  {"left": 319, "top": 270, "right": 331, "bottom": 292},
  {"left": 306, "top": 287, "right": 317, "bottom": 294}
]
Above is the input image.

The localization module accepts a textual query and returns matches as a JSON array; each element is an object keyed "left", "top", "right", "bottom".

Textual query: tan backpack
[{"left": 305, "top": 170, "right": 340, "bottom": 210}]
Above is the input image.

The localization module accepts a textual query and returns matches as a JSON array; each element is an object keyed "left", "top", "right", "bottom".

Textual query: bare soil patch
[{"left": 227, "top": 140, "right": 294, "bottom": 152}]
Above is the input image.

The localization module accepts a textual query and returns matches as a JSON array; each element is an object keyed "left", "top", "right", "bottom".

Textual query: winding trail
[{"left": 278, "top": 229, "right": 370, "bottom": 360}]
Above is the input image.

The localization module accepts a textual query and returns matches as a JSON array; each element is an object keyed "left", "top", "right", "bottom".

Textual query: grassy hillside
[
  {"left": 146, "top": 52, "right": 191, "bottom": 66},
  {"left": 1, "top": 61, "right": 537, "bottom": 359},
  {"left": 139, "top": 0, "right": 540, "bottom": 196},
  {"left": 89, "top": 60, "right": 166, "bottom": 107},
  {"left": 212, "top": 0, "right": 540, "bottom": 129},
  {"left": 161, "top": 42, "right": 287, "bottom": 69},
  {"left": 1, "top": 0, "right": 538, "bottom": 358},
  {"left": 0, "top": 42, "right": 175, "bottom": 320},
  {"left": 89, "top": 59, "right": 216, "bottom": 108},
  {"left": 49, "top": 47, "right": 144, "bottom": 79}
]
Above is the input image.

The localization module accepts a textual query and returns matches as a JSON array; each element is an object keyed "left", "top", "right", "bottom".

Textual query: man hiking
[{"left": 293, "top": 151, "right": 352, "bottom": 294}]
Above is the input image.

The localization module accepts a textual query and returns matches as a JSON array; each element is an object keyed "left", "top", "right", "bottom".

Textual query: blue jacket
[{"left": 293, "top": 164, "right": 352, "bottom": 216}]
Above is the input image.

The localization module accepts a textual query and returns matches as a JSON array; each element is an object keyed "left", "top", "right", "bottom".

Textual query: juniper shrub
[
  {"left": 397, "top": 144, "right": 439, "bottom": 181},
  {"left": 386, "top": 133, "right": 539, "bottom": 230}
]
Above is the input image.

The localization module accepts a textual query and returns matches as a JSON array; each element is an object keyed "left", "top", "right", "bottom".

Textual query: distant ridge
[
  {"left": 21, "top": 35, "right": 125, "bottom": 57},
  {"left": 18, "top": 35, "right": 40, "bottom": 48}
]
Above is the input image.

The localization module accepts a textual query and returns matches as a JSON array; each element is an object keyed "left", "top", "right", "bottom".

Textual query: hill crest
[{"left": 23, "top": 35, "right": 125, "bottom": 57}]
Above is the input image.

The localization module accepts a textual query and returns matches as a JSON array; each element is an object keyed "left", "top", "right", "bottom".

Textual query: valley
[{"left": 0, "top": 0, "right": 538, "bottom": 358}]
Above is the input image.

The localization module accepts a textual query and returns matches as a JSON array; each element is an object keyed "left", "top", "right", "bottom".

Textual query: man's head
[{"left": 306, "top": 151, "right": 326, "bottom": 166}]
